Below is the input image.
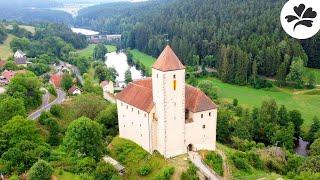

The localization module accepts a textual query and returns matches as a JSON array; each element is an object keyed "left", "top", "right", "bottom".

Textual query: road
[
  {"left": 188, "top": 151, "right": 219, "bottom": 180},
  {"left": 28, "top": 89, "right": 66, "bottom": 120}
]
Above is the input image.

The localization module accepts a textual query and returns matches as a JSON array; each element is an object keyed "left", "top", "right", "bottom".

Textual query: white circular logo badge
[{"left": 280, "top": 0, "right": 320, "bottom": 39}]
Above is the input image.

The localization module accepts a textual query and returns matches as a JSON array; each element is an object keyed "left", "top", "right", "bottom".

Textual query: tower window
[
  {"left": 173, "top": 74, "right": 176, "bottom": 79},
  {"left": 126, "top": 105, "right": 128, "bottom": 109},
  {"left": 138, "top": 110, "right": 140, "bottom": 114},
  {"left": 145, "top": 114, "right": 147, "bottom": 118},
  {"left": 209, "top": 112, "right": 211, "bottom": 116},
  {"left": 131, "top": 108, "right": 134, "bottom": 112},
  {"left": 173, "top": 80, "right": 177, "bottom": 90},
  {"left": 203, "top": 125, "right": 206, "bottom": 129},
  {"left": 157, "top": 74, "right": 158, "bottom": 78},
  {"left": 201, "top": 114, "right": 204, "bottom": 118}
]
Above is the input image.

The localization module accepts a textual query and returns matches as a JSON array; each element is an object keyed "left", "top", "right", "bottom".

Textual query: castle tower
[{"left": 152, "top": 45, "right": 186, "bottom": 158}]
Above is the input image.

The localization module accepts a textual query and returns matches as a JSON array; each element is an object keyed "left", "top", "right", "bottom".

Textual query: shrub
[
  {"left": 28, "top": 160, "right": 53, "bottom": 180},
  {"left": 247, "top": 151, "right": 264, "bottom": 169},
  {"left": 76, "top": 157, "right": 97, "bottom": 173},
  {"left": 231, "top": 136, "right": 256, "bottom": 152},
  {"left": 47, "top": 85, "right": 57, "bottom": 96},
  {"left": 155, "top": 167, "right": 175, "bottom": 180},
  {"left": 50, "top": 104, "right": 62, "bottom": 118},
  {"left": 9, "top": 174, "right": 19, "bottom": 180},
  {"left": 138, "top": 165, "right": 152, "bottom": 176},
  {"left": 231, "top": 152, "right": 252, "bottom": 172},
  {"left": 181, "top": 164, "right": 199, "bottom": 180},
  {"left": 93, "top": 161, "right": 119, "bottom": 180},
  {"left": 204, "top": 152, "right": 223, "bottom": 176}
]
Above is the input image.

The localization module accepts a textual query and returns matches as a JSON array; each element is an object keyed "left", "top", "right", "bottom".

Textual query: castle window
[
  {"left": 173, "top": 74, "right": 176, "bottom": 79},
  {"left": 140, "top": 134, "right": 142, "bottom": 137},
  {"left": 201, "top": 114, "right": 204, "bottom": 118},
  {"left": 124, "top": 125, "right": 125, "bottom": 127},
  {"left": 131, "top": 108, "right": 134, "bottom": 112},
  {"left": 126, "top": 105, "right": 128, "bottom": 109},
  {"left": 157, "top": 74, "right": 158, "bottom": 78},
  {"left": 140, "top": 124, "right": 141, "bottom": 127},
  {"left": 209, "top": 112, "right": 211, "bottom": 116},
  {"left": 145, "top": 114, "right": 147, "bottom": 118},
  {"left": 138, "top": 110, "right": 140, "bottom": 114},
  {"left": 173, "top": 80, "right": 177, "bottom": 90},
  {"left": 132, "top": 122, "right": 133, "bottom": 125},
  {"left": 202, "top": 125, "right": 206, "bottom": 129},
  {"left": 121, "top": 103, "right": 123, "bottom": 106}
]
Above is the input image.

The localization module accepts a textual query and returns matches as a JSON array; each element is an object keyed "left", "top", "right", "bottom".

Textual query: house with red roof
[
  {"left": 68, "top": 85, "right": 82, "bottom": 95},
  {"left": 50, "top": 73, "right": 62, "bottom": 88},
  {"left": 116, "top": 46, "right": 217, "bottom": 158}
]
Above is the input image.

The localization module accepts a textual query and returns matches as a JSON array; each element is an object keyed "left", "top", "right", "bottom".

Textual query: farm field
[
  {"left": 76, "top": 44, "right": 117, "bottom": 58},
  {"left": 0, "top": 34, "right": 15, "bottom": 60},
  {"left": 131, "top": 49, "right": 320, "bottom": 129},
  {"left": 5, "top": 24, "right": 36, "bottom": 34}
]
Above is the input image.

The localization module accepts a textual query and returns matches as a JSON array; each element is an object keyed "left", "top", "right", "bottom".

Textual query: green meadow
[
  {"left": 0, "top": 34, "right": 15, "bottom": 60},
  {"left": 129, "top": 49, "right": 156, "bottom": 72},
  {"left": 305, "top": 67, "right": 320, "bottom": 84},
  {"left": 76, "top": 44, "right": 117, "bottom": 58}
]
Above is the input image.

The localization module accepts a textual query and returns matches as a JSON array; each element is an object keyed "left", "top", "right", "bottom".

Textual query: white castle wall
[
  {"left": 117, "top": 101, "right": 152, "bottom": 152},
  {"left": 185, "top": 109, "right": 217, "bottom": 151}
]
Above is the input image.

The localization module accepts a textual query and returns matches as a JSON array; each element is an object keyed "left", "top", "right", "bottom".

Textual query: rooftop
[{"left": 152, "top": 45, "right": 185, "bottom": 72}]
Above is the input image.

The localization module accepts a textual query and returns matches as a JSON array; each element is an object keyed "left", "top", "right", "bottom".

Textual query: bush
[
  {"left": 247, "top": 151, "right": 264, "bottom": 169},
  {"left": 50, "top": 104, "right": 62, "bottom": 118},
  {"left": 231, "top": 152, "right": 252, "bottom": 172},
  {"left": 204, "top": 152, "right": 223, "bottom": 176},
  {"left": 231, "top": 136, "right": 256, "bottom": 152},
  {"left": 28, "top": 160, "right": 54, "bottom": 180},
  {"left": 94, "top": 161, "right": 119, "bottom": 180},
  {"left": 138, "top": 165, "right": 152, "bottom": 176},
  {"left": 155, "top": 167, "right": 175, "bottom": 180},
  {"left": 9, "top": 174, "right": 19, "bottom": 180},
  {"left": 181, "top": 164, "right": 199, "bottom": 180},
  {"left": 76, "top": 157, "right": 97, "bottom": 173},
  {"left": 47, "top": 85, "right": 57, "bottom": 96}
]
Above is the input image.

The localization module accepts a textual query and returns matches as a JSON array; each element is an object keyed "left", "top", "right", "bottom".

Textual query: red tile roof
[
  {"left": 68, "top": 85, "right": 81, "bottom": 94},
  {"left": 152, "top": 45, "right": 185, "bottom": 72},
  {"left": 116, "top": 78, "right": 216, "bottom": 113},
  {"left": 116, "top": 79, "right": 154, "bottom": 112},
  {"left": 2, "top": 70, "right": 16, "bottom": 81},
  {"left": 50, "top": 74, "right": 62, "bottom": 88}
]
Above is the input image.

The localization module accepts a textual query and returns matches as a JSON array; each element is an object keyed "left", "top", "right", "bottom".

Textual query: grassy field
[
  {"left": 76, "top": 44, "right": 117, "bottom": 58},
  {"left": 0, "top": 34, "right": 15, "bottom": 60},
  {"left": 305, "top": 67, "right": 320, "bottom": 84},
  {"left": 129, "top": 49, "right": 155, "bottom": 72},
  {"left": 4, "top": 24, "right": 36, "bottom": 34},
  {"left": 53, "top": 169, "right": 81, "bottom": 180},
  {"left": 196, "top": 77, "right": 320, "bottom": 129}
]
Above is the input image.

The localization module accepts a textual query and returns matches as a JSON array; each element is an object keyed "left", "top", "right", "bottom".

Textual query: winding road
[{"left": 28, "top": 89, "right": 66, "bottom": 120}]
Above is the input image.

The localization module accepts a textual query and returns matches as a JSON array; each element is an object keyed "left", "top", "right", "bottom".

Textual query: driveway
[
  {"left": 188, "top": 151, "right": 219, "bottom": 180},
  {"left": 28, "top": 89, "right": 66, "bottom": 120}
]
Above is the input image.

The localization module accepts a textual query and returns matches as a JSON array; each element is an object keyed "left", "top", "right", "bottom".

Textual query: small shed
[{"left": 103, "top": 156, "right": 125, "bottom": 175}]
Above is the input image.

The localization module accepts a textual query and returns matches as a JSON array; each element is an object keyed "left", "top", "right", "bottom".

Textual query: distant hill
[{"left": 0, "top": 0, "right": 60, "bottom": 8}]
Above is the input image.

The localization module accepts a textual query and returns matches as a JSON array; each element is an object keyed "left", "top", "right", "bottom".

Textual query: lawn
[
  {"left": 76, "top": 44, "right": 117, "bottom": 58},
  {"left": 0, "top": 34, "right": 15, "bottom": 60},
  {"left": 129, "top": 49, "right": 156, "bottom": 72},
  {"left": 4, "top": 24, "right": 36, "bottom": 34},
  {"left": 305, "top": 67, "right": 320, "bottom": 85},
  {"left": 108, "top": 137, "right": 181, "bottom": 179},
  {"left": 196, "top": 77, "right": 320, "bottom": 129},
  {"left": 53, "top": 169, "right": 81, "bottom": 180}
]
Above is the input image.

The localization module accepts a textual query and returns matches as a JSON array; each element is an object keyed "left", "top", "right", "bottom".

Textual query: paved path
[
  {"left": 188, "top": 151, "right": 219, "bottom": 180},
  {"left": 28, "top": 89, "right": 66, "bottom": 120},
  {"left": 216, "top": 149, "right": 232, "bottom": 180}
]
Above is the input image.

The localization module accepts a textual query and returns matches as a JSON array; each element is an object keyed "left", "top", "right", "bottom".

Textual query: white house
[
  {"left": 116, "top": 46, "right": 217, "bottom": 158},
  {"left": 68, "top": 85, "right": 82, "bottom": 95},
  {"left": 100, "top": 80, "right": 114, "bottom": 94},
  {"left": 14, "top": 50, "right": 27, "bottom": 66}
]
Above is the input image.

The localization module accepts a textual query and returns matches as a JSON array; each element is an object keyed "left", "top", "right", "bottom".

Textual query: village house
[
  {"left": 100, "top": 80, "right": 114, "bottom": 94},
  {"left": 14, "top": 50, "right": 28, "bottom": 66},
  {"left": 50, "top": 73, "right": 62, "bottom": 88},
  {"left": 68, "top": 85, "right": 82, "bottom": 95},
  {"left": 0, "top": 69, "right": 27, "bottom": 85},
  {"left": 116, "top": 46, "right": 217, "bottom": 158}
]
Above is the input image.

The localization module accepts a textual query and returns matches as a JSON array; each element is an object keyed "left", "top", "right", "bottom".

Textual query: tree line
[{"left": 75, "top": 0, "right": 320, "bottom": 87}]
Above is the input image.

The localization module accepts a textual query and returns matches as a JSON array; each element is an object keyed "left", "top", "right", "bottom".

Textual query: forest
[{"left": 76, "top": 0, "right": 320, "bottom": 87}]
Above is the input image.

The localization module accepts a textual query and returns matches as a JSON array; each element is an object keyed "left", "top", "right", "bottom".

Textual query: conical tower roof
[{"left": 152, "top": 45, "right": 185, "bottom": 71}]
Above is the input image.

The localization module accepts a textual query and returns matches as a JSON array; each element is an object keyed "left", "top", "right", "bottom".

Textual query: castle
[{"left": 116, "top": 46, "right": 217, "bottom": 158}]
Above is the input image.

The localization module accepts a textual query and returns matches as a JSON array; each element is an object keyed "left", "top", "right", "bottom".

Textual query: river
[
  {"left": 105, "top": 52, "right": 143, "bottom": 87},
  {"left": 71, "top": 27, "right": 99, "bottom": 36}
]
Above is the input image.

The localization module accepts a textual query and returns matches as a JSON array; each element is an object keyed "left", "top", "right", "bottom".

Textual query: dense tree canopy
[
  {"left": 7, "top": 72, "right": 42, "bottom": 109},
  {"left": 62, "top": 117, "right": 105, "bottom": 160}
]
